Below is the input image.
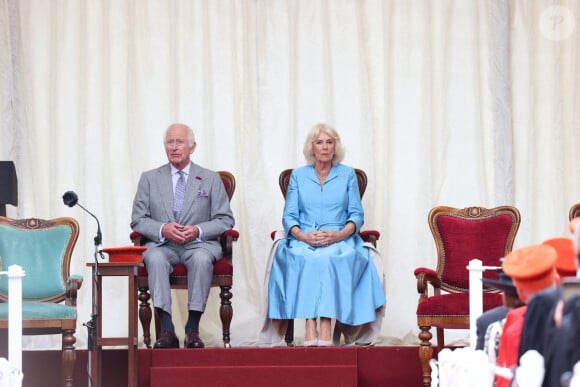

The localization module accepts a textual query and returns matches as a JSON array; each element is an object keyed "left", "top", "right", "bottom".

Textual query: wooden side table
[{"left": 87, "top": 261, "right": 140, "bottom": 387}]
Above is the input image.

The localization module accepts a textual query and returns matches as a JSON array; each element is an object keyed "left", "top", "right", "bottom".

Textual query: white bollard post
[
  {"left": 5, "top": 264, "right": 25, "bottom": 386},
  {"left": 467, "top": 259, "right": 484, "bottom": 349},
  {"left": 467, "top": 259, "right": 502, "bottom": 350}
]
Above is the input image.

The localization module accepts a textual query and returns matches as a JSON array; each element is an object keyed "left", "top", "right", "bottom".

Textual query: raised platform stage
[{"left": 19, "top": 346, "right": 424, "bottom": 386}]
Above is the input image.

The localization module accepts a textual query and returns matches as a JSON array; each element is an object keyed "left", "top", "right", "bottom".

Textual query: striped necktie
[{"left": 173, "top": 170, "right": 186, "bottom": 221}]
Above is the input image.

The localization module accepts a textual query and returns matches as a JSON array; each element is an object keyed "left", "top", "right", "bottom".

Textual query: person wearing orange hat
[
  {"left": 518, "top": 238, "right": 577, "bottom": 359},
  {"left": 542, "top": 219, "right": 580, "bottom": 387},
  {"left": 495, "top": 244, "right": 559, "bottom": 387},
  {"left": 549, "top": 236, "right": 578, "bottom": 278}
]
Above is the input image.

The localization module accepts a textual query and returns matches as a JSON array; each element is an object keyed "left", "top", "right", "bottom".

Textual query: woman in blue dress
[{"left": 267, "top": 123, "right": 386, "bottom": 346}]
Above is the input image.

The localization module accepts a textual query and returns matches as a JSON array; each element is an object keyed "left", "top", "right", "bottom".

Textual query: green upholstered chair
[{"left": 0, "top": 217, "right": 83, "bottom": 387}]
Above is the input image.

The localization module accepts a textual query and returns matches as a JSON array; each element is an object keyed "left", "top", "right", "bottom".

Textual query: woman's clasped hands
[{"left": 304, "top": 230, "right": 338, "bottom": 248}]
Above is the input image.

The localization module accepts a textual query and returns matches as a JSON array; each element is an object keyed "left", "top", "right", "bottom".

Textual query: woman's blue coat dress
[{"left": 267, "top": 164, "right": 386, "bottom": 326}]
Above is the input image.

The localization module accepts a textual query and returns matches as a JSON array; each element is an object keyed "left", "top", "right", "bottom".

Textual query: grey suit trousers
[{"left": 144, "top": 241, "right": 214, "bottom": 315}]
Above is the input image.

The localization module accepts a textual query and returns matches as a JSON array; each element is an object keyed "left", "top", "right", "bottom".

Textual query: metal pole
[
  {"left": 466, "top": 259, "right": 501, "bottom": 349},
  {"left": 1, "top": 264, "right": 26, "bottom": 386},
  {"left": 467, "top": 259, "right": 484, "bottom": 349}
]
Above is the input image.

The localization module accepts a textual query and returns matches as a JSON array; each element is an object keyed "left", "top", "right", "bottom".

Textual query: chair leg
[
  {"left": 219, "top": 285, "right": 233, "bottom": 347},
  {"left": 418, "top": 325, "right": 433, "bottom": 387},
  {"left": 284, "top": 319, "right": 294, "bottom": 346},
  {"left": 138, "top": 286, "right": 152, "bottom": 348},
  {"left": 436, "top": 327, "right": 445, "bottom": 351},
  {"left": 62, "top": 328, "right": 76, "bottom": 387}
]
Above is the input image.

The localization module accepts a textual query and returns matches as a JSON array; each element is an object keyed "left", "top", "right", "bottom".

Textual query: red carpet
[{"left": 16, "top": 346, "right": 423, "bottom": 386}]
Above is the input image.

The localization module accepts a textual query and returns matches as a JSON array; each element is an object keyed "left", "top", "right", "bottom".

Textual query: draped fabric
[{"left": 1, "top": 0, "right": 579, "bottom": 349}]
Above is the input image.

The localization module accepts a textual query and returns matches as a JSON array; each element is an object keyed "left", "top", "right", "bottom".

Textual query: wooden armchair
[
  {"left": 570, "top": 202, "right": 580, "bottom": 221},
  {"left": 414, "top": 206, "right": 521, "bottom": 386},
  {"left": 0, "top": 217, "right": 83, "bottom": 387},
  {"left": 271, "top": 168, "right": 380, "bottom": 346},
  {"left": 131, "top": 171, "right": 239, "bottom": 348}
]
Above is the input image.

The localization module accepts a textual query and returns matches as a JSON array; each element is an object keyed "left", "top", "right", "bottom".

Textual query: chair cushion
[
  {"left": 0, "top": 224, "right": 70, "bottom": 299},
  {"left": 137, "top": 258, "right": 233, "bottom": 277},
  {"left": 416, "top": 292, "right": 503, "bottom": 317},
  {"left": 436, "top": 214, "right": 514, "bottom": 290},
  {"left": 0, "top": 301, "right": 77, "bottom": 320}
]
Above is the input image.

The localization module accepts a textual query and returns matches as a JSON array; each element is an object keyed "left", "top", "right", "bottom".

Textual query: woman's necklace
[{"left": 316, "top": 168, "right": 329, "bottom": 184}]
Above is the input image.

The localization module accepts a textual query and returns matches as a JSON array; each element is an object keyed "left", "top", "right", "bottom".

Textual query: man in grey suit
[{"left": 131, "top": 123, "right": 235, "bottom": 348}]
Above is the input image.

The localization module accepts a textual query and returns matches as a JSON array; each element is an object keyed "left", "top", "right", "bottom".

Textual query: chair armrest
[
  {"left": 414, "top": 267, "right": 441, "bottom": 302},
  {"left": 65, "top": 274, "right": 84, "bottom": 307},
  {"left": 130, "top": 231, "right": 144, "bottom": 246},
  {"left": 359, "top": 230, "right": 380, "bottom": 247},
  {"left": 219, "top": 229, "right": 239, "bottom": 261}
]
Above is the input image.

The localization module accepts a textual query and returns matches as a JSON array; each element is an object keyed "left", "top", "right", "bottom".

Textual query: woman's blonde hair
[{"left": 302, "top": 123, "right": 345, "bottom": 164}]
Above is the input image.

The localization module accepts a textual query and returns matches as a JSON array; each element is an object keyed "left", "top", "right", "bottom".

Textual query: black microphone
[{"left": 62, "top": 191, "right": 103, "bottom": 255}]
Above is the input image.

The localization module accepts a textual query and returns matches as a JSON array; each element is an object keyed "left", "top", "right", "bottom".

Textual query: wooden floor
[{"left": 14, "top": 346, "right": 424, "bottom": 386}]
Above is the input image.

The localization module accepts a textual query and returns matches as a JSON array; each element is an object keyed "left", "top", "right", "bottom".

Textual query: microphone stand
[
  {"left": 85, "top": 207, "right": 103, "bottom": 387},
  {"left": 62, "top": 192, "right": 103, "bottom": 387},
  {"left": 77, "top": 201, "right": 103, "bottom": 354}
]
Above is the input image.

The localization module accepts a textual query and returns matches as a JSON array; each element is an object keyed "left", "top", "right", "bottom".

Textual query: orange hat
[
  {"left": 542, "top": 237, "right": 577, "bottom": 278},
  {"left": 570, "top": 217, "right": 580, "bottom": 233},
  {"left": 502, "top": 244, "right": 558, "bottom": 292}
]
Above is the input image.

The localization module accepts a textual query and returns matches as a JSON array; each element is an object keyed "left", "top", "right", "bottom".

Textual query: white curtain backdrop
[{"left": 0, "top": 0, "right": 578, "bottom": 349}]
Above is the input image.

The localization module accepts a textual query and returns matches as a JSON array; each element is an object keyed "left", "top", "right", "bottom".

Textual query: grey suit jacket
[{"left": 130, "top": 162, "right": 235, "bottom": 260}]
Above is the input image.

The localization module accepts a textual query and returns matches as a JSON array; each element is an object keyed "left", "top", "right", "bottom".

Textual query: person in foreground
[
  {"left": 266, "top": 123, "right": 386, "bottom": 346},
  {"left": 541, "top": 217, "right": 580, "bottom": 386},
  {"left": 495, "top": 243, "right": 558, "bottom": 387},
  {"left": 517, "top": 237, "right": 577, "bottom": 359},
  {"left": 477, "top": 260, "right": 524, "bottom": 364},
  {"left": 131, "top": 123, "right": 235, "bottom": 349}
]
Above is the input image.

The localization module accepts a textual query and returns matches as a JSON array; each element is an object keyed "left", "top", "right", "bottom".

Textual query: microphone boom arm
[{"left": 75, "top": 202, "right": 103, "bottom": 251}]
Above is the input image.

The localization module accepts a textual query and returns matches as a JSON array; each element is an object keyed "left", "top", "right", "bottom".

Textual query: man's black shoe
[
  {"left": 184, "top": 331, "right": 205, "bottom": 348},
  {"left": 153, "top": 330, "right": 179, "bottom": 349}
]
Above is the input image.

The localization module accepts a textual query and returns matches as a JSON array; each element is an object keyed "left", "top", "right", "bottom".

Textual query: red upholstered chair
[
  {"left": 414, "top": 205, "right": 521, "bottom": 386},
  {"left": 570, "top": 202, "right": 580, "bottom": 220},
  {"left": 270, "top": 168, "right": 380, "bottom": 346},
  {"left": 130, "top": 170, "right": 239, "bottom": 348}
]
